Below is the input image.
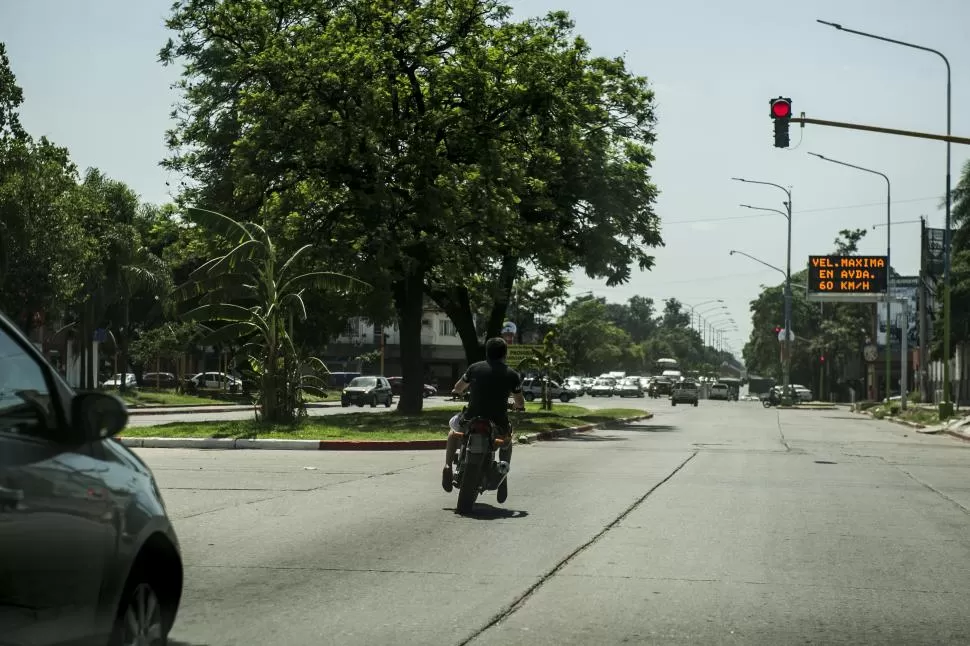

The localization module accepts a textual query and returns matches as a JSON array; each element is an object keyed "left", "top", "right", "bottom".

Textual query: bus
[{"left": 653, "top": 358, "right": 682, "bottom": 380}]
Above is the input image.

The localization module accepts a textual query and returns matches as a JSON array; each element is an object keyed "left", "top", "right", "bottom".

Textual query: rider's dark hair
[{"left": 485, "top": 337, "right": 508, "bottom": 361}]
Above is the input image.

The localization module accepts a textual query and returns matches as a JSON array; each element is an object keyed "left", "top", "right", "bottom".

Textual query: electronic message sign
[{"left": 807, "top": 255, "right": 888, "bottom": 298}]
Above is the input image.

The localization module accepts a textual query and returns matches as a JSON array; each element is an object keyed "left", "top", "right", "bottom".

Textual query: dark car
[
  {"left": 341, "top": 375, "right": 394, "bottom": 407},
  {"left": 671, "top": 380, "right": 699, "bottom": 406},
  {"left": 0, "top": 309, "right": 183, "bottom": 645},
  {"left": 387, "top": 377, "right": 437, "bottom": 398},
  {"left": 616, "top": 377, "right": 645, "bottom": 398}
]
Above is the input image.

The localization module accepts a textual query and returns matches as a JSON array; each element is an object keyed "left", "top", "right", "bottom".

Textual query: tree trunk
[
  {"left": 484, "top": 254, "right": 519, "bottom": 339},
  {"left": 394, "top": 270, "right": 426, "bottom": 415},
  {"left": 427, "top": 285, "right": 484, "bottom": 364},
  {"left": 118, "top": 299, "right": 131, "bottom": 393}
]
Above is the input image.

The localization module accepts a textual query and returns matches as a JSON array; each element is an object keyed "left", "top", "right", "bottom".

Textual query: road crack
[
  {"left": 775, "top": 411, "right": 791, "bottom": 451},
  {"left": 458, "top": 451, "right": 698, "bottom": 646},
  {"left": 895, "top": 467, "right": 970, "bottom": 515}
]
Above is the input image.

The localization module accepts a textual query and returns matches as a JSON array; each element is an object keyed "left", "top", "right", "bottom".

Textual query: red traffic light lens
[{"left": 771, "top": 100, "right": 791, "bottom": 119}]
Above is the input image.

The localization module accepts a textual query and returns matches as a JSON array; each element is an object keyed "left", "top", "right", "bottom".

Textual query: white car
[
  {"left": 791, "top": 384, "right": 813, "bottom": 402},
  {"left": 101, "top": 372, "right": 137, "bottom": 389},
  {"left": 188, "top": 371, "right": 242, "bottom": 390}
]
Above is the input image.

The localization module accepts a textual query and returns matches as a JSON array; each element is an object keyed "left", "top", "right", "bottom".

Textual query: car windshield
[
  {"left": 594, "top": 379, "right": 612, "bottom": 386},
  {"left": 348, "top": 377, "right": 377, "bottom": 387},
  {"left": 713, "top": 384, "right": 727, "bottom": 390},
  {"left": 622, "top": 378, "right": 639, "bottom": 385},
  {"left": 680, "top": 382, "right": 697, "bottom": 390}
]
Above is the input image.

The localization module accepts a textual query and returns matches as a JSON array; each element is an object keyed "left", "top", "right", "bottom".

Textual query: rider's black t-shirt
[{"left": 462, "top": 360, "right": 522, "bottom": 427}]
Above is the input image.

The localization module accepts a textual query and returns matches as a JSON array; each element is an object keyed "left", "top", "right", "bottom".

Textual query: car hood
[{"left": 344, "top": 386, "right": 374, "bottom": 393}]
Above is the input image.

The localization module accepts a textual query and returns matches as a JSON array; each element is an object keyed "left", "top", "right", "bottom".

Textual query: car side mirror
[{"left": 72, "top": 392, "right": 128, "bottom": 442}]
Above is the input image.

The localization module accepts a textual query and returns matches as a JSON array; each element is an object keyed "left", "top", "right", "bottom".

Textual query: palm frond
[
  {"left": 184, "top": 207, "right": 254, "bottom": 244},
  {"left": 279, "top": 271, "right": 370, "bottom": 296}
]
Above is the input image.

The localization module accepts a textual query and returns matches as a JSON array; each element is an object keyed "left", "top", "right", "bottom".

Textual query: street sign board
[
  {"left": 777, "top": 328, "right": 795, "bottom": 342},
  {"left": 506, "top": 344, "right": 542, "bottom": 368},
  {"left": 807, "top": 255, "right": 888, "bottom": 302}
]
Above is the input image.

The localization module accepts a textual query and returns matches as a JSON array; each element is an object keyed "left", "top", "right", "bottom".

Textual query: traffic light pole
[{"left": 789, "top": 116, "right": 970, "bottom": 145}]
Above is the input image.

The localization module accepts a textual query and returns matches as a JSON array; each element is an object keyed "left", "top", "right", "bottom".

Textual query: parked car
[
  {"left": 564, "top": 376, "right": 586, "bottom": 396},
  {"left": 616, "top": 376, "right": 645, "bottom": 398},
  {"left": 709, "top": 383, "right": 730, "bottom": 401},
  {"left": 0, "top": 308, "right": 184, "bottom": 645},
  {"left": 101, "top": 372, "right": 137, "bottom": 389},
  {"left": 671, "top": 380, "right": 699, "bottom": 406},
  {"left": 588, "top": 378, "right": 616, "bottom": 397},
  {"left": 791, "top": 384, "right": 813, "bottom": 402},
  {"left": 387, "top": 376, "right": 437, "bottom": 398},
  {"left": 521, "top": 378, "right": 576, "bottom": 403},
  {"left": 185, "top": 371, "right": 242, "bottom": 392},
  {"left": 141, "top": 371, "right": 179, "bottom": 389},
  {"left": 341, "top": 375, "right": 394, "bottom": 407}
]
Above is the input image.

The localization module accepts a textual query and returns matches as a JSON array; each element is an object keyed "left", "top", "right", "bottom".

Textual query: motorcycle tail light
[{"left": 470, "top": 420, "right": 491, "bottom": 434}]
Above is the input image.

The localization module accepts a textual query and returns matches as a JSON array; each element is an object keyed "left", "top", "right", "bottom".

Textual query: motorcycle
[{"left": 450, "top": 406, "right": 515, "bottom": 514}]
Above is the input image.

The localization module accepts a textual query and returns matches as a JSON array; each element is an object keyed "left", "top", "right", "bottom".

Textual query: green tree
[
  {"left": 933, "top": 160, "right": 970, "bottom": 358},
  {"left": 556, "top": 296, "right": 631, "bottom": 374},
  {"left": 176, "top": 208, "right": 368, "bottom": 423},
  {"left": 742, "top": 229, "right": 871, "bottom": 396},
  {"left": 427, "top": 12, "right": 661, "bottom": 362}
]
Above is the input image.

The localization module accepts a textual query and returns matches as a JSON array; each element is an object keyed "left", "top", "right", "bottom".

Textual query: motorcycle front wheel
[{"left": 456, "top": 460, "right": 483, "bottom": 514}]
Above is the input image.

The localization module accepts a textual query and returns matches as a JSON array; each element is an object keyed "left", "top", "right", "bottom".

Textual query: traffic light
[
  {"left": 770, "top": 97, "right": 792, "bottom": 148},
  {"left": 820, "top": 355, "right": 825, "bottom": 363},
  {"left": 773, "top": 325, "right": 782, "bottom": 334}
]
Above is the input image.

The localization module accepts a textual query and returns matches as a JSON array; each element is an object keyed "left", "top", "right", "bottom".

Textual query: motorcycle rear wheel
[{"left": 456, "top": 460, "right": 482, "bottom": 514}]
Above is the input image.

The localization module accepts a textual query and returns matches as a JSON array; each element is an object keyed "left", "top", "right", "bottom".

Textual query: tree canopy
[{"left": 160, "top": 0, "right": 661, "bottom": 412}]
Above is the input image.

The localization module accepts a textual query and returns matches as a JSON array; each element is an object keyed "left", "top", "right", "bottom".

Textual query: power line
[
  {"left": 663, "top": 195, "right": 941, "bottom": 225},
  {"left": 572, "top": 269, "right": 777, "bottom": 290}
]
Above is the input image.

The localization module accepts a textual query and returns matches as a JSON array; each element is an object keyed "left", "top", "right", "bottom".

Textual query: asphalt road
[
  {"left": 139, "top": 400, "right": 970, "bottom": 645},
  {"left": 126, "top": 393, "right": 654, "bottom": 427}
]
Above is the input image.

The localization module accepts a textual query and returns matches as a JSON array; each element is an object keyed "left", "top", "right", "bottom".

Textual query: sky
[{"left": 3, "top": 0, "right": 969, "bottom": 360}]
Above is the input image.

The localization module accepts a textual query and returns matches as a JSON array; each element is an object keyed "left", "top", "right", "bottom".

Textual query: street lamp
[
  {"left": 808, "top": 152, "right": 893, "bottom": 403},
  {"left": 687, "top": 300, "right": 725, "bottom": 330},
  {"left": 817, "top": 19, "right": 953, "bottom": 418},
  {"left": 732, "top": 177, "right": 795, "bottom": 403}
]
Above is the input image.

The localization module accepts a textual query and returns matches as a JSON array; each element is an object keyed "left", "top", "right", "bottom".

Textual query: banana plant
[
  {"left": 517, "top": 329, "right": 570, "bottom": 411},
  {"left": 176, "top": 207, "right": 369, "bottom": 423}
]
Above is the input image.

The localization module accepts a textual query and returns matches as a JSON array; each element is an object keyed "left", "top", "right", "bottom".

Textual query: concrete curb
[
  {"left": 116, "top": 412, "right": 654, "bottom": 450},
  {"left": 945, "top": 429, "right": 970, "bottom": 442},
  {"left": 126, "top": 401, "right": 336, "bottom": 416},
  {"left": 515, "top": 413, "right": 654, "bottom": 444},
  {"left": 776, "top": 405, "right": 838, "bottom": 411}
]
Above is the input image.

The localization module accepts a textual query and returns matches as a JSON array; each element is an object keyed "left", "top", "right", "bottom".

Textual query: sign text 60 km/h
[{"left": 807, "top": 255, "right": 888, "bottom": 295}]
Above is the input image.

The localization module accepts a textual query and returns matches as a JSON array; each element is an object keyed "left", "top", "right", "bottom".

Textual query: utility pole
[{"left": 919, "top": 218, "right": 930, "bottom": 403}]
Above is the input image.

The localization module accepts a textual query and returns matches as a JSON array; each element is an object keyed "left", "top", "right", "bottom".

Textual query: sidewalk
[{"left": 125, "top": 401, "right": 341, "bottom": 416}]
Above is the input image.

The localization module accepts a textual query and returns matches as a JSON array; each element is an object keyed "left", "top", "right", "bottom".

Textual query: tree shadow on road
[
  {"left": 446, "top": 503, "right": 529, "bottom": 519},
  {"left": 545, "top": 433, "right": 628, "bottom": 442},
  {"left": 623, "top": 424, "right": 678, "bottom": 432}
]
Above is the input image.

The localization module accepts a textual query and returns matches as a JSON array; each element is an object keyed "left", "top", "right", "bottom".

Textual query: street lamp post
[
  {"left": 733, "top": 178, "right": 794, "bottom": 404},
  {"left": 729, "top": 248, "right": 789, "bottom": 386},
  {"left": 817, "top": 19, "right": 953, "bottom": 418},
  {"left": 809, "top": 152, "right": 893, "bottom": 404}
]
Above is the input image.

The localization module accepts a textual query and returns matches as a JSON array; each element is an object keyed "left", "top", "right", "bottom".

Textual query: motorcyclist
[
  {"left": 442, "top": 337, "right": 526, "bottom": 503},
  {"left": 768, "top": 387, "right": 780, "bottom": 406}
]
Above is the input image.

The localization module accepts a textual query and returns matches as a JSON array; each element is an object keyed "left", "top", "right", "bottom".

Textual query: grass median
[
  {"left": 120, "top": 403, "right": 647, "bottom": 441},
  {"left": 119, "top": 390, "right": 230, "bottom": 407}
]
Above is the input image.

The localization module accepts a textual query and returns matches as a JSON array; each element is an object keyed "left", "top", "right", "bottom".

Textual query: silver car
[{"left": 0, "top": 310, "right": 183, "bottom": 645}]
